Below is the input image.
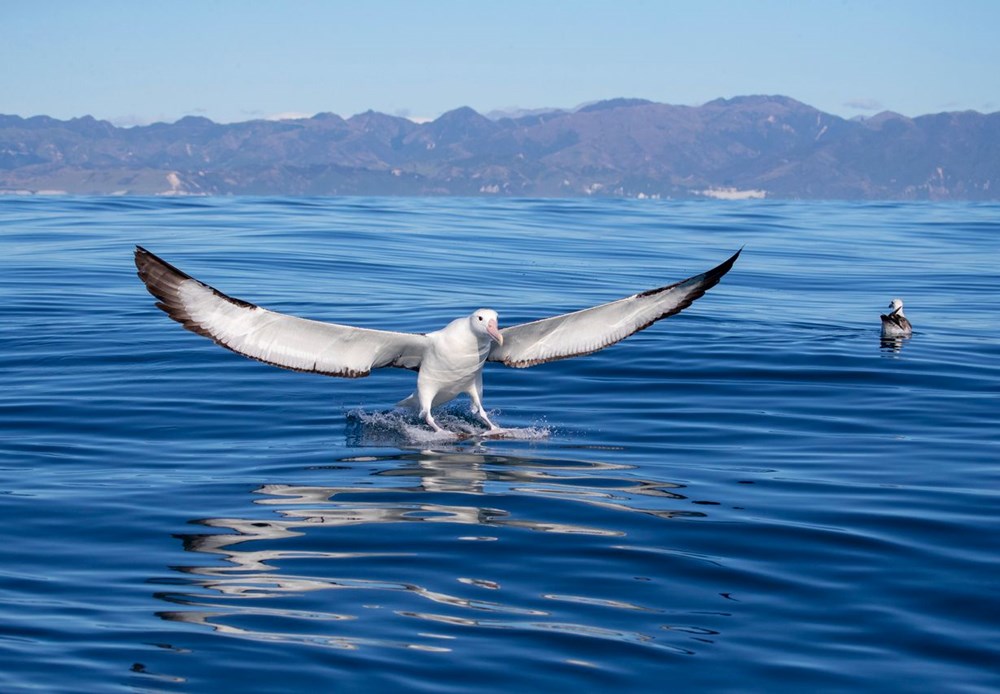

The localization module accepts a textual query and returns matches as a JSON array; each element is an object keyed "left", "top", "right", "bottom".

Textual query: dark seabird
[{"left": 880, "top": 298, "right": 913, "bottom": 338}]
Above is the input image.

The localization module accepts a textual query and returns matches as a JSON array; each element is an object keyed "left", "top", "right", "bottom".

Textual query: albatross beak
[{"left": 487, "top": 318, "right": 503, "bottom": 346}]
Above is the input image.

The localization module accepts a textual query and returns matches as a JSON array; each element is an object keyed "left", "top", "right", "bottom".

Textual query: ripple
[{"left": 157, "top": 448, "right": 732, "bottom": 665}]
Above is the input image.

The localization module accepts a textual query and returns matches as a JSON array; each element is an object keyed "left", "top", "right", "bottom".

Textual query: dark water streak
[{"left": 1, "top": 197, "right": 998, "bottom": 692}]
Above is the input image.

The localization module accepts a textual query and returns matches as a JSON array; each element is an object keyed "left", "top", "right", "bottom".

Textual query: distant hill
[{"left": 2, "top": 96, "right": 998, "bottom": 199}]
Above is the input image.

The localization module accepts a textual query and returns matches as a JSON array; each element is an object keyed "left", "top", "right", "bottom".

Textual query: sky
[{"left": 4, "top": 0, "right": 999, "bottom": 126}]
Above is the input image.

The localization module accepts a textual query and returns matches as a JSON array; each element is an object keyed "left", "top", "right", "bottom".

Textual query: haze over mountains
[{"left": 2, "top": 95, "right": 998, "bottom": 199}]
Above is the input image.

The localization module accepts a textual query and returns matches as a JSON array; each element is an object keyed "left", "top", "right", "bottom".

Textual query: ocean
[{"left": 1, "top": 196, "right": 997, "bottom": 692}]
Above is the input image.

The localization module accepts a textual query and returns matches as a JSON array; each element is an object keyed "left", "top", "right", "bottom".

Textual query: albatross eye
[{"left": 478, "top": 316, "right": 483, "bottom": 321}]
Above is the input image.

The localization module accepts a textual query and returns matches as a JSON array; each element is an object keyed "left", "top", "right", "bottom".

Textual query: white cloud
[
  {"left": 394, "top": 108, "right": 433, "bottom": 124},
  {"left": 108, "top": 113, "right": 172, "bottom": 127},
  {"left": 843, "top": 98, "right": 884, "bottom": 112},
  {"left": 264, "top": 111, "right": 315, "bottom": 121}
]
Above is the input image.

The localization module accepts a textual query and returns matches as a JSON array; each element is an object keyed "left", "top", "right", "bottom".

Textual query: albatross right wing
[
  {"left": 488, "top": 249, "right": 740, "bottom": 368},
  {"left": 135, "top": 246, "right": 428, "bottom": 378}
]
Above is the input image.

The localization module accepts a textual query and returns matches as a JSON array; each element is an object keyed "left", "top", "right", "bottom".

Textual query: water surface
[{"left": 1, "top": 197, "right": 998, "bottom": 692}]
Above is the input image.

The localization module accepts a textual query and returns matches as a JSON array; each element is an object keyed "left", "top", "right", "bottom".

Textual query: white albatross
[
  {"left": 135, "top": 246, "right": 741, "bottom": 433},
  {"left": 880, "top": 298, "right": 913, "bottom": 337}
]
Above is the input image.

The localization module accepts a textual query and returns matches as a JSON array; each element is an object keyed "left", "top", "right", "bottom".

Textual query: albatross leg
[
  {"left": 417, "top": 385, "right": 449, "bottom": 434},
  {"left": 468, "top": 382, "right": 500, "bottom": 432},
  {"left": 422, "top": 410, "right": 445, "bottom": 433},
  {"left": 398, "top": 391, "right": 445, "bottom": 433}
]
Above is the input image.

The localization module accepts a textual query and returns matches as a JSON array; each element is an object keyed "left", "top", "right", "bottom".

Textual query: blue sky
[{"left": 4, "top": 0, "right": 998, "bottom": 125}]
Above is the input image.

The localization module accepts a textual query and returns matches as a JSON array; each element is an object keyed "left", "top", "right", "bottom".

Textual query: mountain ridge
[{"left": 2, "top": 95, "right": 997, "bottom": 199}]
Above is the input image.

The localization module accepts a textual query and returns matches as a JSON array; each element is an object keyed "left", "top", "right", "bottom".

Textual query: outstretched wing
[
  {"left": 135, "top": 246, "right": 428, "bottom": 378},
  {"left": 488, "top": 249, "right": 740, "bottom": 368}
]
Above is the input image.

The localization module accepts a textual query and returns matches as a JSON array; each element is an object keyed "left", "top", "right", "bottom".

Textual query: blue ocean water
[{"left": 1, "top": 196, "right": 998, "bottom": 692}]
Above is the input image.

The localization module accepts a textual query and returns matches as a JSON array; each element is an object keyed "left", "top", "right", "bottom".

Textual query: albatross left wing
[
  {"left": 488, "top": 249, "right": 740, "bottom": 368},
  {"left": 135, "top": 246, "right": 428, "bottom": 378}
]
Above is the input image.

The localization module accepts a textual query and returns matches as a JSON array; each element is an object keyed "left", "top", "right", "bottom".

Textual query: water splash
[{"left": 344, "top": 407, "right": 551, "bottom": 447}]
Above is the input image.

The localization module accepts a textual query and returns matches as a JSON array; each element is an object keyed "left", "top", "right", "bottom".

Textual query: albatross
[
  {"left": 135, "top": 246, "right": 740, "bottom": 433},
  {"left": 880, "top": 298, "right": 913, "bottom": 337}
]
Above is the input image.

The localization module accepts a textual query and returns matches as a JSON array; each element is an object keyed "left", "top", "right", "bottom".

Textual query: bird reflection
[
  {"left": 156, "top": 448, "right": 726, "bottom": 657},
  {"left": 880, "top": 335, "right": 910, "bottom": 354}
]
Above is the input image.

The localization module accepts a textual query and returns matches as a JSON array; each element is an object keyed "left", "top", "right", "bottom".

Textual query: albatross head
[
  {"left": 888, "top": 298, "right": 905, "bottom": 316},
  {"left": 470, "top": 309, "right": 503, "bottom": 346}
]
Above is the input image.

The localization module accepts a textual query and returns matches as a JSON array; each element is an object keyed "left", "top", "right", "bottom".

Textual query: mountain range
[{"left": 2, "top": 95, "right": 998, "bottom": 199}]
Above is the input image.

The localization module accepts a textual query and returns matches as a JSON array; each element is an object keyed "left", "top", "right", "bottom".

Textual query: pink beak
[{"left": 487, "top": 318, "right": 503, "bottom": 345}]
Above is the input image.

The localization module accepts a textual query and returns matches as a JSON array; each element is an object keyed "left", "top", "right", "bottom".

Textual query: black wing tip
[
  {"left": 134, "top": 245, "right": 196, "bottom": 283},
  {"left": 636, "top": 247, "right": 742, "bottom": 299},
  {"left": 134, "top": 246, "right": 257, "bottom": 310},
  {"left": 715, "top": 246, "right": 743, "bottom": 275},
  {"left": 685, "top": 247, "right": 743, "bottom": 289}
]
